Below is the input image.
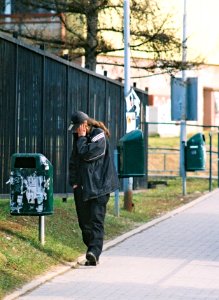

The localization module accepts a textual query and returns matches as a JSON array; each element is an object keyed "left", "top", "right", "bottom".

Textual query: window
[{"left": 0, "top": 0, "right": 55, "bottom": 15}]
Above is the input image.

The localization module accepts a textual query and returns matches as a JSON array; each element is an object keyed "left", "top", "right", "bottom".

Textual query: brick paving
[{"left": 5, "top": 189, "right": 219, "bottom": 300}]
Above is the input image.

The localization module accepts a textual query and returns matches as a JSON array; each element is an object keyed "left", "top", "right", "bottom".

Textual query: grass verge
[{"left": 0, "top": 177, "right": 217, "bottom": 299}]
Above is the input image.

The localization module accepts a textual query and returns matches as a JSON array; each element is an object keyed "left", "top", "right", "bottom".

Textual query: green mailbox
[
  {"left": 9, "top": 153, "right": 53, "bottom": 216},
  {"left": 185, "top": 133, "right": 206, "bottom": 171},
  {"left": 117, "top": 129, "right": 145, "bottom": 177}
]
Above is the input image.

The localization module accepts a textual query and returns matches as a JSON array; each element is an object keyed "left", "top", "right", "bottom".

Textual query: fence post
[
  {"left": 164, "top": 153, "right": 166, "bottom": 172},
  {"left": 218, "top": 129, "right": 219, "bottom": 188},
  {"left": 209, "top": 132, "right": 212, "bottom": 192},
  {"left": 114, "top": 149, "right": 120, "bottom": 217}
]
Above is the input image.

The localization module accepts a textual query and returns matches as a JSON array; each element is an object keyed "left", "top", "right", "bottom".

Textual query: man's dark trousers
[{"left": 74, "top": 186, "right": 109, "bottom": 260}]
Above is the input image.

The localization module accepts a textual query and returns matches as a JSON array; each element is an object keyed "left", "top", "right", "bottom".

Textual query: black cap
[{"left": 68, "top": 111, "right": 89, "bottom": 131}]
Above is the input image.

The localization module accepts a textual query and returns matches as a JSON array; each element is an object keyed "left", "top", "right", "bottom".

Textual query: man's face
[{"left": 76, "top": 121, "right": 88, "bottom": 136}]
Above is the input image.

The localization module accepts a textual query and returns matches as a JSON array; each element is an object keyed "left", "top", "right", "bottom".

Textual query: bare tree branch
[{"left": 0, "top": 0, "right": 204, "bottom": 73}]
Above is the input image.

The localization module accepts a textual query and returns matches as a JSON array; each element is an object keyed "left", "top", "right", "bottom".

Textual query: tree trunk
[{"left": 84, "top": 5, "right": 98, "bottom": 71}]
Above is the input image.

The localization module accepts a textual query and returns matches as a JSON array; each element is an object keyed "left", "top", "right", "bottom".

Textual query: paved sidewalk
[{"left": 5, "top": 189, "right": 219, "bottom": 300}]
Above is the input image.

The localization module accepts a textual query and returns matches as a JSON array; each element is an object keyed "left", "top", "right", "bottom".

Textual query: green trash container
[
  {"left": 9, "top": 153, "right": 53, "bottom": 216},
  {"left": 117, "top": 129, "right": 145, "bottom": 177},
  {"left": 185, "top": 133, "right": 206, "bottom": 171}
]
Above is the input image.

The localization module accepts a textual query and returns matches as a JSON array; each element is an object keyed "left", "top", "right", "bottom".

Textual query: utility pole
[
  {"left": 123, "top": 0, "right": 133, "bottom": 211},
  {"left": 180, "top": 0, "right": 187, "bottom": 195},
  {"left": 124, "top": 0, "right": 130, "bottom": 93}
]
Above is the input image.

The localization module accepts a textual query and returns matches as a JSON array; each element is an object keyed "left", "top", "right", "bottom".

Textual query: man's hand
[{"left": 77, "top": 123, "right": 87, "bottom": 137}]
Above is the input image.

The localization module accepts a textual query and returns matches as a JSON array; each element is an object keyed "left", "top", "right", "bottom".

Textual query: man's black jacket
[{"left": 69, "top": 127, "right": 119, "bottom": 201}]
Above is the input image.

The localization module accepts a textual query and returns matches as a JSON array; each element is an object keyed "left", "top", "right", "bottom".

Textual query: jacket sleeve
[
  {"left": 68, "top": 137, "right": 80, "bottom": 186},
  {"left": 76, "top": 128, "right": 106, "bottom": 162}
]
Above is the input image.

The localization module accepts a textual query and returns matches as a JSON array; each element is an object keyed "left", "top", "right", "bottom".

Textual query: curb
[{"left": 3, "top": 188, "right": 218, "bottom": 300}]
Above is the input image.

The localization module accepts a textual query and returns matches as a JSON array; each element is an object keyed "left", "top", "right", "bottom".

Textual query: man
[{"left": 68, "top": 111, "right": 119, "bottom": 266}]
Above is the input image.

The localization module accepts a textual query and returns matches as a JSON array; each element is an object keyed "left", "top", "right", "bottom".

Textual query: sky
[{"left": 159, "top": 0, "right": 219, "bottom": 65}]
